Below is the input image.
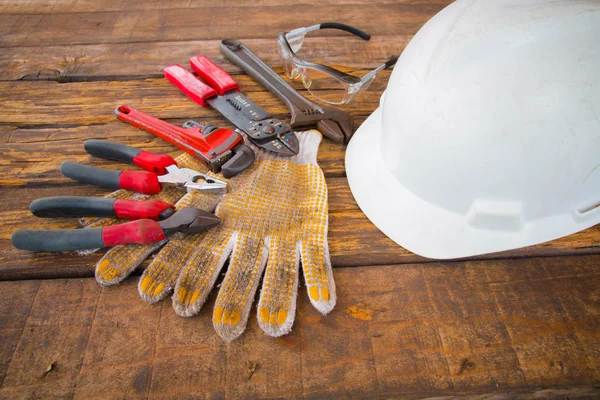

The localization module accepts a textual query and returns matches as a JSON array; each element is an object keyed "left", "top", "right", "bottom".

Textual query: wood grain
[
  {"left": 0, "top": 256, "right": 599, "bottom": 398},
  {"left": 0, "top": 3, "right": 450, "bottom": 47},
  {"left": 2, "top": 0, "right": 600, "bottom": 397},
  {"left": 2, "top": 181, "right": 600, "bottom": 281},
  {"left": 0, "top": 0, "right": 451, "bottom": 14},
  {"left": 0, "top": 76, "right": 383, "bottom": 126},
  {"left": 0, "top": 37, "right": 410, "bottom": 81}
]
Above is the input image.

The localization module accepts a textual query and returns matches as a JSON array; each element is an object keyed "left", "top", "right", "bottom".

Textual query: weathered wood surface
[
  {"left": 2, "top": 181, "right": 600, "bottom": 281},
  {"left": 0, "top": 3, "right": 448, "bottom": 46},
  {"left": 2, "top": 0, "right": 600, "bottom": 398},
  {"left": 1, "top": 256, "right": 599, "bottom": 399}
]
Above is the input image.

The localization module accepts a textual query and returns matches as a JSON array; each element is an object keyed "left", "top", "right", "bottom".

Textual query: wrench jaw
[
  {"left": 320, "top": 107, "right": 355, "bottom": 144},
  {"left": 219, "top": 142, "right": 255, "bottom": 179}
]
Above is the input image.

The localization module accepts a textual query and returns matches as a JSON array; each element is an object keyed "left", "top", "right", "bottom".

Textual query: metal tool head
[
  {"left": 157, "top": 207, "right": 221, "bottom": 234},
  {"left": 295, "top": 105, "right": 355, "bottom": 144},
  {"left": 182, "top": 125, "right": 255, "bottom": 179},
  {"left": 184, "top": 173, "right": 229, "bottom": 193},
  {"left": 158, "top": 165, "right": 228, "bottom": 193}
]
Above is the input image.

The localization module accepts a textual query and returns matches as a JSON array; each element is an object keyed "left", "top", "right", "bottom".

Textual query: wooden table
[{"left": 1, "top": 1, "right": 599, "bottom": 398}]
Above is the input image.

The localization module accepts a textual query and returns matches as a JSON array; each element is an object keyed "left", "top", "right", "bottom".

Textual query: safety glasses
[{"left": 277, "top": 22, "right": 398, "bottom": 105}]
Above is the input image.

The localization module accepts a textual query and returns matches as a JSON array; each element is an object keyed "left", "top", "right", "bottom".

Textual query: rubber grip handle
[
  {"left": 61, "top": 162, "right": 162, "bottom": 194},
  {"left": 11, "top": 219, "right": 167, "bottom": 251},
  {"left": 30, "top": 196, "right": 118, "bottom": 218},
  {"left": 12, "top": 228, "right": 105, "bottom": 252},
  {"left": 84, "top": 139, "right": 141, "bottom": 164},
  {"left": 189, "top": 55, "right": 240, "bottom": 95},
  {"left": 163, "top": 64, "right": 218, "bottom": 107},
  {"left": 61, "top": 162, "right": 121, "bottom": 190},
  {"left": 84, "top": 139, "right": 176, "bottom": 175}
]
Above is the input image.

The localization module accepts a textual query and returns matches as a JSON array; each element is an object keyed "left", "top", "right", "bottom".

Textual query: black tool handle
[
  {"left": 30, "top": 196, "right": 118, "bottom": 218},
  {"left": 84, "top": 140, "right": 141, "bottom": 165},
  {"left": 12, "top": 228, "right": 105, "bottom": 252},
  {"left": 61, "top": 162, "right": 122, "bottom": 190},
  {"left": 220, "top": 39, "right": 321, "bottom": 117}
]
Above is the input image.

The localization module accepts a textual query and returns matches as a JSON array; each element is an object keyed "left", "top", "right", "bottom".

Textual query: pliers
[
  {"left": 12, "top": 207, "right": 221, "bottom": 252},
  {"left": 61, "top": 140, "right": 228, "bottom": 195}
]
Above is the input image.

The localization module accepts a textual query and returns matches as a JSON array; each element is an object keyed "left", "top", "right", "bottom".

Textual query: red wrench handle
[
  {"left": 189, "top": 55, "right": 240, "bottom": 95},
  {"left": 115, "top": 105, "right": 212, "bottom": 154},
  {"left": 164, "top": 64, "right": 218, "bottom": 107}
]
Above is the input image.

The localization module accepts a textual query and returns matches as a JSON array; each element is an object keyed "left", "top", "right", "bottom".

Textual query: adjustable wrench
[{"left": 220, "top": 39, "right": 355, "bottom": 144}]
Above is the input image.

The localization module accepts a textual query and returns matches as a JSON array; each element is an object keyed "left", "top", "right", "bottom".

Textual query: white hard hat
[{"left": 346, "top": 0, "right": 600, "bottom": 259}]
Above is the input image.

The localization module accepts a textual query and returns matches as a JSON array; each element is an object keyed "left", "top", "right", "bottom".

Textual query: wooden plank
[
  {"left": 2, "top": 180, "right": 600, "bottom": 280},
  {"left": 0, "top": 122, "right": 349, "bottom": 184},
  {"left": 0, "top": 77, "right": 382, "bottom": 125},
  {"left": 0, "top": 3, "right": 450, "bottom": 47},
  {"left": 0, "top": 0, "right": 452, "bottom": 14},
  {"left": 0, "top": 256, "right": 599, "bottom": 398},
  {"left": 0, "top": 36, "right": 409, "bottom": 81}
]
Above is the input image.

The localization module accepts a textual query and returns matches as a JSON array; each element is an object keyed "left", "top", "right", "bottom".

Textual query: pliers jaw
[{"left": 158, "top": 165, "right": 229, "bottom": 193}]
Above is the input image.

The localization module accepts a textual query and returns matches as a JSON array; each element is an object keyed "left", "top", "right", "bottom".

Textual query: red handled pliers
[{"left": 61, "top": 140, "right": 228, "bottom": 195}]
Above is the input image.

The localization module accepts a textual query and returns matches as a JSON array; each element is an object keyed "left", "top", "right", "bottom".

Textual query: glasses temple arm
[
  {"left": 319, "top": 22, "right": 371, "bottom": 40},
  {"left": 360, "top": 55, "right": 399, "bottom": 83}
]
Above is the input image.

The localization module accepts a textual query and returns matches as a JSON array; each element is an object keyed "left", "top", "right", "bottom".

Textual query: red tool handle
[
  {"left": 189, "top": 55, "right": 240, "bottom": 96},
  {"left": 114, "top": 199, "right": 174, "bottom": 220},
  {"left": 103, "top": 219, "right": 166, "bottom": 246},
  {"left": 163, "top": 64, "right": 218, "bottom": 107},
  {"left": 115, "top": 105, "right": 212, "bottom": 154},
  {"left": 119, "top": 171, "right": 162, "bottom": 194}
]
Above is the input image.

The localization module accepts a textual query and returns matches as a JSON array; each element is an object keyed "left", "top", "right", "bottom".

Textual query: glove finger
[
  {"left": 171, "top": 227, "right": 235, "bottom": 316},
  {"left": 257, "top": 236, "right": 300, "bottom": 337},
  {"left": 299, "top": 162, "right": 335, "bottom": 314},
  {"left": 140, "top": 189, "right": 223, "bottom": 302},
  {"left": 212, "top": 234, "right": 268, "bottom": 342},
  {"left": 96, "top": 239, "right": 167, "bottom": 285},
  {"left": 138, "top": 231, "right": 202, "bottom": 303},
  {"left": 301, "top": 236, "right": 336, "bottom": 314}
]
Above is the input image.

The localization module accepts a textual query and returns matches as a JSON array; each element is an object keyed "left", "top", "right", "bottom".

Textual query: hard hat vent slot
[
  {"left": 577, "top": 201, "right": 600, "bottom": 215},
  {"left": 466, "top": 200, "right": 524, "bottom": 232}
]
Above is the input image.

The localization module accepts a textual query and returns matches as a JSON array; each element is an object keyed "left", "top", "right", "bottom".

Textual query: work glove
[{"left": 95, "top": 130, "right": 336, "bottom": 341}]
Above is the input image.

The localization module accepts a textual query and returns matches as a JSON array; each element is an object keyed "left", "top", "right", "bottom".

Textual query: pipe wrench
[{"left": 115, "top": 105, "right": 254, "bottom": 178}]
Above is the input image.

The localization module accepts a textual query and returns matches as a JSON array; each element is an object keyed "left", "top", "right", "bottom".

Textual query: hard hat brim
[{"left": 345, "top": 107, "right": 600, "bottom": 259}]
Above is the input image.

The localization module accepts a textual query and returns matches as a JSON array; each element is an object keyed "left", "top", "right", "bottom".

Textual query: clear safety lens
[
  {"left": 302, "top": 66, "right": 349, "bottom": 104},
  {"left": 278, "top": 40, "right": 302, "bottom": 79},
  {"left": 285, "top": 29, "right": 307, "bottom": 53}
]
